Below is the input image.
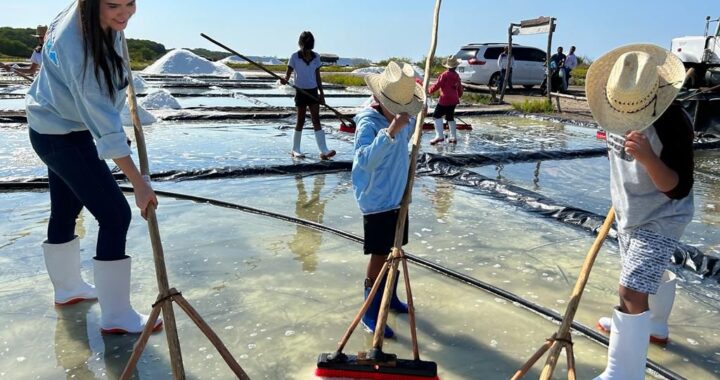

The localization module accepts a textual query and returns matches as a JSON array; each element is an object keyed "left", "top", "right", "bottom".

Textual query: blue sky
[{"left": 1, "top": 0, "right": 717, "bottom": 62}]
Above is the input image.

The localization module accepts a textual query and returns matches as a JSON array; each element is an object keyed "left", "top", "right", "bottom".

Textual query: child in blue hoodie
[
  {"left": 25, "top": 0, "right": 161, "bottom": 334},
  {"left": 352, "top": 61, "right": 424, "bottom": 338}
]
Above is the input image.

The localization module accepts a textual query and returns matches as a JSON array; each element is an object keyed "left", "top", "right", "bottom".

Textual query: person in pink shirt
[{"left": 428, "top": 56, "right": 463, "bottom": 145}]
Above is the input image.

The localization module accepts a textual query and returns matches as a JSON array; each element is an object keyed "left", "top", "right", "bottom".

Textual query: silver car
[{"left": 455, "top": 43, "right": 547, "bottom": 88}]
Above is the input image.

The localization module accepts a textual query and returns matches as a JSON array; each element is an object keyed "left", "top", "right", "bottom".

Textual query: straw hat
[
  {"left": 32, "top": 25, "right": 48, "bottom": 38},
  {"left": 585, "top": 44, "right": 686, "bottom": 134},
  {"left": 365, "top": 61, "right": 424, "bottom": 115},
  {"left": 443, "top": 56, "right": 460, "bottom": 69}
]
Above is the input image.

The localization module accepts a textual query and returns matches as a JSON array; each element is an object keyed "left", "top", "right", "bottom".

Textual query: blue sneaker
[{"left": 361, "top": 279, "right": 394, "bottom": 338}]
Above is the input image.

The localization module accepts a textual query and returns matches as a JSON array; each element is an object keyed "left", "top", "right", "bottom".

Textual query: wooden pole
[
  {"left": 546, "top": 18, "right": 555, "bottom": 102},
  {"left": 370, "top": 0, "right": 442, "bottom": 354},
  {"left": 121, "top": 32, "right": 186, "bottom": 380},
  {"left": 512, "top": 208, "right": 615, "bottom": 379},
  {"left": 0, "top": 62, "right": 35, "bottom": 82},
  {"left": 499, "top": 24, "right": 515, "bottom": 103}
]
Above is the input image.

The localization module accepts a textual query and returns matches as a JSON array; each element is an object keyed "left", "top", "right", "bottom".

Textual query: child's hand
[
  {"left": 624, "top": 131, "right": 655, "bottom": 164},
  {"left": 387, "top": 112, "right": 411, "bottom": 138}
]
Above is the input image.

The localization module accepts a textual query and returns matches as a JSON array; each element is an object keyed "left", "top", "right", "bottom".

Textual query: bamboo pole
[
  {"left": 121, "top": 32, "right": 186, "bottom": 380},
  {"left": 512, "top": 208, "right": 615, "bottom": 379},
  {"left": 371, "top": 0, "right": 442, "bottom": 354},
  {"left": 0, "top": 62, "right": 35, "bottom": 82}
]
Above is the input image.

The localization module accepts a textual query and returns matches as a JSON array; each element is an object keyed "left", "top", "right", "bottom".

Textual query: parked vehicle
[
  {"left": 455, "top": 43, "right": 547, "bottom": 88},
  {"left": 671, "top": 16, "right": 720, "bottom": 87}
]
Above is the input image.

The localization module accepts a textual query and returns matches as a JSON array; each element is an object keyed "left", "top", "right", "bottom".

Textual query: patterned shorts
[{"left": 618, "top": 229, "right": 678, "bottom": 294}]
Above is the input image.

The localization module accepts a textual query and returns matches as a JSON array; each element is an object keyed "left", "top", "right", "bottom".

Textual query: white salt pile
[
  {"left": 220, "top": 55, "right": 282, "bottom": 65},
  {"left": 229, "top": 71, "right": 245, "bottom": 80},
  {"left": 132, "top": 74, "right": 148, "bottom": 92},
  {"left": 139, "top": 89, "right": 181, "bottom": 110},
  {"left": 142, "top": 49, "right": 234, "bottom": 76},
  {"left": 121, "top": 102, "right": 156, "bottom": 126},
  {"left": 351, "top": 67, "right": 384, "bottom": 74}
]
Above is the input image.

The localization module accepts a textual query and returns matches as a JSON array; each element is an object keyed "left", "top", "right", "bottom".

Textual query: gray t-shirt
[
  {"left": 607, "top": 104, "right": 695, "bottom": 240},
  {"left": 288, "top": 51, "right": 321, "bottom": 89}
]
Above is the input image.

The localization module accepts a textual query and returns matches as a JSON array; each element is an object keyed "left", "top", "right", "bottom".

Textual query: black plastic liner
[
  {"left": 415, "top": 157, "right": 720, "bottom": 283},
  {"left": 678, "top": 89, "right": 720, "bottom": 137}
]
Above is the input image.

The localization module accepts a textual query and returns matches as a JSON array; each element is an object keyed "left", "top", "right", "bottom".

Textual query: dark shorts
[
  {"left": 363, "top": 209, "right": 409, "bottom": 255},
  {"left": 295, "top": 87, "right": 320, "bottom": 107},
  {"left": 432, "top": 104, "right": 457, "bottom": 121}
]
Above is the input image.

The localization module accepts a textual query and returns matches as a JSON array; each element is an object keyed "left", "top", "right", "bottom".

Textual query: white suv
[{"left": 455, "top": 43, "right": 547, "bottom": 88}]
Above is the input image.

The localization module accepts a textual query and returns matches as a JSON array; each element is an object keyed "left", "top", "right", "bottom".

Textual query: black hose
[{"left": 0, "top": 181, "right": 684, "bottom": 379}]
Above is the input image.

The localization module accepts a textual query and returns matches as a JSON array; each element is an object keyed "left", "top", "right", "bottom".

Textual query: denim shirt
[
  {"left": 25, "top": 1, "right": 131, "bottom": 160},
  {"left": 351, "top": 107, "right": 413, "bottom": 215}
]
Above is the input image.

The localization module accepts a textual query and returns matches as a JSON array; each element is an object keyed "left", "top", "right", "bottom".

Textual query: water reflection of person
[
  {"left": 288, "top": 175, "right": 328, "bottom": 272},
  {"left": 102, "top": 332, "right": 139, "bottom": 379},
  {"left": 53, "top": 303, "right": 94, "bottom": 379},
  {"left": 425, "top": 179, "right": 454, "bottom": 221}
]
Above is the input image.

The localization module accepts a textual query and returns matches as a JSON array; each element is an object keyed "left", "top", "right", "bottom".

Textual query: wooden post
[
  {"left": 499, "top": 24, "right": 515, "bottom": 103},
  {"left": 546, "top": 18, "right": 555, "bottom": 103},
  {"left": 555, "top": 94, "right": 562, "bottom": 113}
]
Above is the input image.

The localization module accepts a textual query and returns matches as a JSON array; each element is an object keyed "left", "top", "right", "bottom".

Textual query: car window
[
  {"left": 455, "top": 49, "right": 478, "bottom": 60},
  {"left": 513, "top": 48, "right": 530, "bottom": 61},
  {"left": 483, "top": 47, "right": 503, "bottom": 60},
  {"left": 528, "top": 49, "right": 547, "bottom": 62}
]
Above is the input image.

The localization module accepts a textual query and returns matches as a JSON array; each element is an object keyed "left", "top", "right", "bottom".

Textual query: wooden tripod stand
[
  {"left": 512, "top": 208, "right": 615, "bottom": 380},
  {"left": 119, "top": 33, "right": 249, "bottom": 380}
]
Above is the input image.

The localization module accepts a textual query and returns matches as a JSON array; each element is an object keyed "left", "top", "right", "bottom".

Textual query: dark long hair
[
  {"left": 298, "top": 31, "right": 315, "bottom": 51},
  {"left": 79, "top": 0, "right": 126, "bottom": 100}
]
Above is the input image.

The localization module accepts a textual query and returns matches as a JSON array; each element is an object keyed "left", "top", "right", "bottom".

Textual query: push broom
[
  {"left": 315, "top": 0, "right": 443, "bottom": 379},
  {"left": 199, "top": 33, "right": 356, "bottom": 131}
]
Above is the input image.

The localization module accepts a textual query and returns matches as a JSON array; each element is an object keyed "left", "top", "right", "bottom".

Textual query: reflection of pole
[{"left": 533, "top": 161, "right": 541, "bottom": 189}]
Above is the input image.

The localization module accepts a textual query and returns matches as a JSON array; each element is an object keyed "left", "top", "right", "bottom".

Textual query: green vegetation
[
  {"left": 569, "top": 64, "right": 589, "bottom": 86},
  {"left": 320, "top": 73, "right": 366, "bottom": 87},
  {"left": 189, "top": 48, "right": 230, "bottom": 62},
  {"left": 0, "top": 27, "right": 38, "bottom": 59},
  {"left": 461, "top": 92, "right": 493, "bottom": 105},
  {"left": 511, "top": 99, "right": 554, "bottom": 113}
]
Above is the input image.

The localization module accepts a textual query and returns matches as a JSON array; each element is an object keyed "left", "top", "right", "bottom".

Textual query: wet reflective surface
[{"left": 0, "top": 87, "right": 719, "bottom": 379}]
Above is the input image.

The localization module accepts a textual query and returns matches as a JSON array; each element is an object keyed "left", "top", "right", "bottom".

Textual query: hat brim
[
  {"left": 443, "top": 62, "right": 459, "bottom": 69},
  {"left": 585, "top": 44, "right": 687, "bottom": 134},
  {"left": 364, "top": 73, "right": 425, "bottom": 116}
]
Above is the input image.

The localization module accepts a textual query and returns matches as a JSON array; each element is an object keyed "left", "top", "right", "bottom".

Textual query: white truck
[{"left": 671, "top": 16, "right": 720, "bottom": 87}]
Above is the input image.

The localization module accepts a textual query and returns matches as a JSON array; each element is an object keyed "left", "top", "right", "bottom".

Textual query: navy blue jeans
[{"left": 29, "top": 128, "right": 131, "bottom": 261}]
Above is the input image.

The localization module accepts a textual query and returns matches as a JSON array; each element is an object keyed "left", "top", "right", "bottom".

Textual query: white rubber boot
[
  {"left": 597, "top": 270, "right": 676, "bottom": 344},
  {"left": 594, "top": 308, "right": 651, "bottom": 380},
  {"left": 291, "top": 129, "right": 305, "bottom": 158},
  {"left": 43, "top": 237, "right": 97, "bottom": 305},
  {"left": 448, "top": 120, "right": 458, "bottom": 143},
  {"left": 93, "top": 257, "right": 162, "bottom": 334},
  {"left": 314, "top": 130, "right": 336, "bottom": 160},
  {"left": 430, "top": 118, "right": 444, "bottom": 145}
]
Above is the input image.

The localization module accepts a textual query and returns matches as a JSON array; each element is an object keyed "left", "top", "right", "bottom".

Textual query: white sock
[
  {"left": 433, "top": 118, "right": 444, "bottom": 139},
  {"left": 314, "top": 129, "right": 330, "bottom": 154},
  {"left": 448, "top": 120, "right": 457, "bottom": 140},
  {"left": 293, "top": 129, "right": 303, "bottom": 153}
]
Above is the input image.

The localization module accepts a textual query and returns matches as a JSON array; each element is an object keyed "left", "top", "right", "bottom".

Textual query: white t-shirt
[
  {"left": 30, "top": 50, "right": 43, "bottom": 65},
  {"left": 288, "top": 51, "right": 321, "bottom": 89},
  {"left": 564, "top": 54, "right": 577, "bottom": 70}
]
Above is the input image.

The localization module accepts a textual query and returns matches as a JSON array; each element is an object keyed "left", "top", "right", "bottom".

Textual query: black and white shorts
[{"left": 618, "top": 228, "right": 678, "bottom": 294}]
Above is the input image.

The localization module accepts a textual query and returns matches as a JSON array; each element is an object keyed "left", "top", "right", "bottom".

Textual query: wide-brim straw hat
[
  {"left": 365, "top": 61, "right": 424, "bottom": 115},
  {"left": 32, "top": 25, "right": 48, "bottom": 38},
  {"left": 585, "top": 43, "right": 686, "bottom": 134},
  {"left": 443, "top": 56, "right": 460, "bottom": 69}
]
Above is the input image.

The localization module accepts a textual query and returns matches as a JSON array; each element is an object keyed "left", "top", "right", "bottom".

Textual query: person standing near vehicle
[
  {"left": 497, "top": 46, "right": 514, "bottom": 90},
  {"left": 25, "top": 0, "right": 162, "bottom": 334},
  {"left": 428, "top": 56, "right": 463, "bottom": 145},
  {"left": 586, "top": 44, "right": 693, "bottom": 380},
  {"left": 281, "top": 31, "right": 336, "bottom": 160}
]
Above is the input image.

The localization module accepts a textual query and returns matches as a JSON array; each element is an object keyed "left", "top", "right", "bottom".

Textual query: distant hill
[{"left": 0, "top": 27, "right": 38, "bottom": 58}]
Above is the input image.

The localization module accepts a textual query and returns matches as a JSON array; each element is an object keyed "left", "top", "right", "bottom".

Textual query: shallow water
[{"left": 0, "top": 112, "right": 719, "bottom": 379}]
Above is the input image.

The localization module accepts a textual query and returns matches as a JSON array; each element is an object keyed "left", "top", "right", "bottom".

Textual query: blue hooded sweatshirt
[
  {"left": 351, "top": 107, "right": 413, "bottom": 215},
  {"left": 25, "top": 1, "right": 131, "bottom": 160}
]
